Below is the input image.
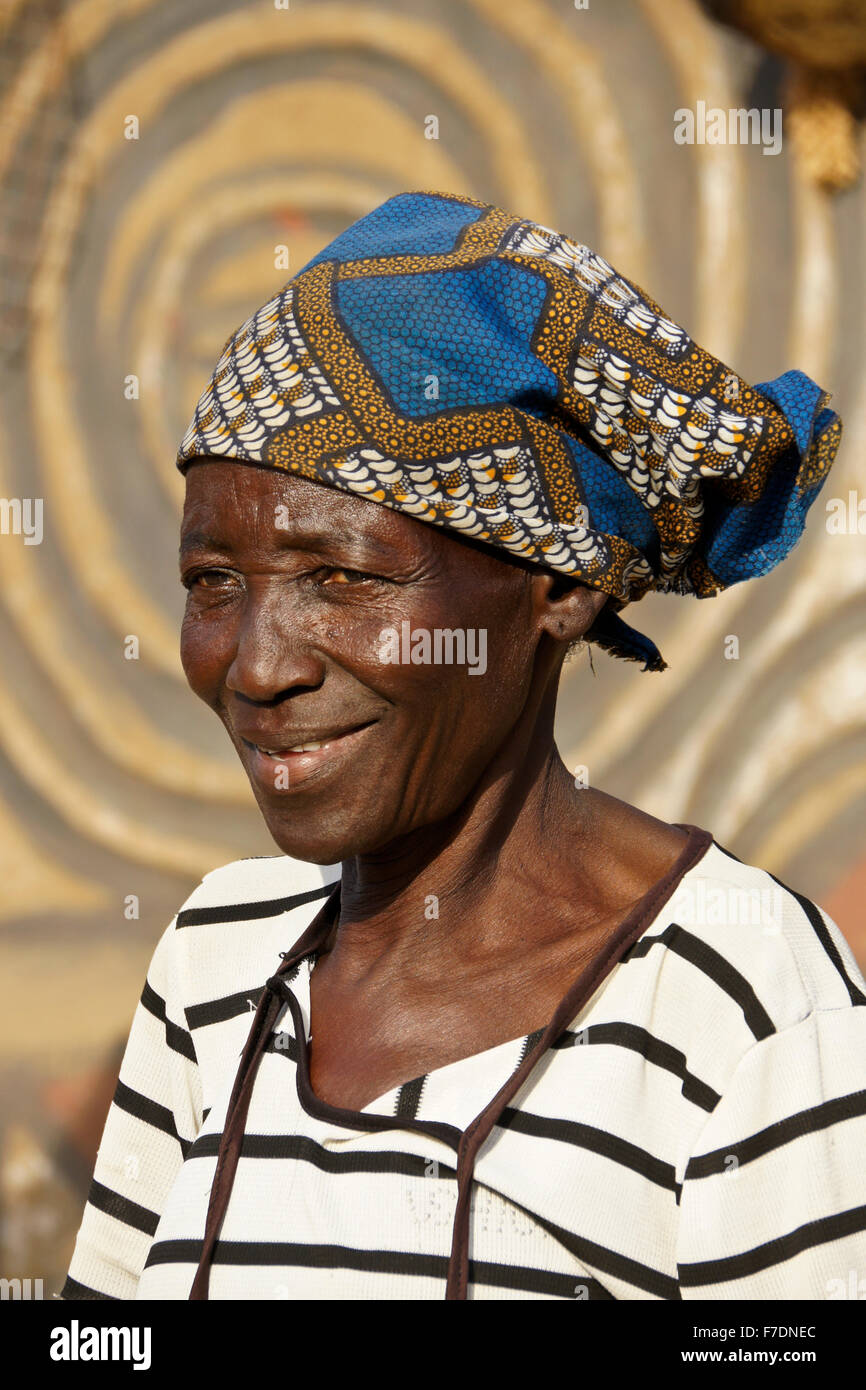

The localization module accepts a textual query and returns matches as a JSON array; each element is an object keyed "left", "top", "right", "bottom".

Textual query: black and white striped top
[{"left": 62, "top": 828, "right": 866, "bottom": 1300}]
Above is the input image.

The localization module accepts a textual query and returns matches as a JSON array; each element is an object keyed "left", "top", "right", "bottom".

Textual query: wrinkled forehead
[
  {"left": 178, "top": 455, "right": 537, "bottom": 583},
  {"left": 180, "top": 458, "right": 419, "bottom": 548}
]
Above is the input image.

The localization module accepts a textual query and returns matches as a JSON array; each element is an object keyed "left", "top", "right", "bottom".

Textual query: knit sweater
[{"left": 62, "top": 826, "right": 866, "bottom": 1300}]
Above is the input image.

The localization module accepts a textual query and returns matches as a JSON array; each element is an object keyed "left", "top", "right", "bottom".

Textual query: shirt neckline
[
  {"left": 296, "top": 952, "right": 537, "bottom": 1116},
  {"left": 273, "top": 821, "right": 715, "bottom": 1128}
]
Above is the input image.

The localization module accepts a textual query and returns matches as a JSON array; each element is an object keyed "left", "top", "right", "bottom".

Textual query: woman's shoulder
[
  {"left": 155, "top": 852, "right": 341, "bottom": 1001},
  {"left": 644, "top": 835, "right": 866, "bottom": 1033},
  {"left": 573, "top": 834, "right": 866, "bottom": 1147},
  {"left": 184, "top": 851, "right": 340, "bottom": 912}
]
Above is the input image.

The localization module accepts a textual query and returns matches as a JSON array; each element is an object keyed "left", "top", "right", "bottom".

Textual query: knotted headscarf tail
[
  {"left": 176, "top": 189, "right": 842, "bottom": 670},
  {"left": 188, "top": 825, "right": 714, "bottom": 1300}
]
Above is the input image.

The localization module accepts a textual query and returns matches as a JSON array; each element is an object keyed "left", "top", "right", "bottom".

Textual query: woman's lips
[{"left": 241, "top": 722, "right": 377, "bottom": 790}]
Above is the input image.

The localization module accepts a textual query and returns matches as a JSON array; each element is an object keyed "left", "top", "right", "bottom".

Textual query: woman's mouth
[{"left": 240, "top": 722, "right": 377, "bottom": 790}]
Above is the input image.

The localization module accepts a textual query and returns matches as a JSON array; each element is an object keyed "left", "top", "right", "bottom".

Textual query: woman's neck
[{"left": 326, "top": 726, "right": 612, "bottom": 979}]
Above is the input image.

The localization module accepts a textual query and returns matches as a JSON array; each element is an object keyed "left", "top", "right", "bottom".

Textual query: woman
[{"left": 63, "top": 190, "right": 866, "bottom": 1300}]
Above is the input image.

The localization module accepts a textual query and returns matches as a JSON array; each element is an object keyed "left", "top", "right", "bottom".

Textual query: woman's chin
[{"left": 263, "top": 819, "right": 390, "bottom": 866}]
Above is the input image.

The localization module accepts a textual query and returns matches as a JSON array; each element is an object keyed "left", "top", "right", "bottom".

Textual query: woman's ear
[
  {"left": 582, "top": 591, "right": 612, "bottom": 635},
  {"left": 538, "top": 573, "right": 609, "bottom": 643}
]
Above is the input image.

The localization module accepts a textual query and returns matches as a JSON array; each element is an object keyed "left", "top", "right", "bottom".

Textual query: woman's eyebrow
[
  {"left": 179, "top": 530, "right": 233, "bottom": 558},
  {"left": 179, "top": 527, "right": 402, "bottom": 562}
]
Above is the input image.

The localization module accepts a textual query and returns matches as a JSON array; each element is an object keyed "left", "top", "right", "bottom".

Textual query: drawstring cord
[
  {"left": 189, "top": 977, "right": 285, "bottom": 1299},
  {"left": 188, "top": 882, "right": 341, "bottom": 1300},
  {"left": 445, "top": 1031, "right": 550, "bottom": 1299}
]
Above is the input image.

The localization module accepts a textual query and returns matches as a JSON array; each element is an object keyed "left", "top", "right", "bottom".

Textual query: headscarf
[{"left": 176, "top": 189, "right": 842, "bottom": 671}]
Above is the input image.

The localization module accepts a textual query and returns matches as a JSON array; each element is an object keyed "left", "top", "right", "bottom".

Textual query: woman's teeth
[{"left": 257, "top": 743, "right": 324, "bottom": 757}]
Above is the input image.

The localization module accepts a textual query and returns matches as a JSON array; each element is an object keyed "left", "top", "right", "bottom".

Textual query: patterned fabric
[{"left": 175, "top": 190, "right": 843, "bottom": 671}]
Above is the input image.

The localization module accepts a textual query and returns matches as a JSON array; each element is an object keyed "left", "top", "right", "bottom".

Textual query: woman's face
[{"left": 179, "top": 460, "right": 570, "bottom": 863}]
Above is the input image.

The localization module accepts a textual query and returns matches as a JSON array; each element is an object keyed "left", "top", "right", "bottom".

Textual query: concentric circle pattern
[{"left": 0, "top": 0, "right": 863, "bottom": 1290}]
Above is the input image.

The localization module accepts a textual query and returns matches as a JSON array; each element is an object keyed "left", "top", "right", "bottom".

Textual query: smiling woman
[{"left": 62, "top": 191, "right": 866, "bottom": 1302}]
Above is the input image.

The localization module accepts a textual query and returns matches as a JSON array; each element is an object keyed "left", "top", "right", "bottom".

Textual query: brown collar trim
[
  {"left": 444, "top": 820, "right": 714, "bottom": 1299},
  {"left": 283, "top": 986, "right": 462, "bottom": 1149}
]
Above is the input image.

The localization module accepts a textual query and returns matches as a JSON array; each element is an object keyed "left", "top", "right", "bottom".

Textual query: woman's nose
[{"left": 224, "top": 582, "right": 326, "bottom": 701}]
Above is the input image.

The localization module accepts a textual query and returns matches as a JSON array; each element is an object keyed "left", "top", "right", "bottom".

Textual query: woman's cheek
[{"left": 180, "top": 607, "right": 235, "bottom": 701}]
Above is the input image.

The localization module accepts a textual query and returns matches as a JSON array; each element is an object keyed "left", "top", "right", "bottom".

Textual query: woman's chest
[
  {"left": 139, "top": 1012, "right": 689, "bottom": 1301},
  {"left": 306, "top": 1005, "right": 541, "bottom": 1112},
  {"left": 305, "top": 935, "right": 615, "bottom": 1111}
]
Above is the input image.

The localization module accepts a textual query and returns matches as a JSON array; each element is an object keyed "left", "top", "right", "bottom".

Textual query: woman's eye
[
  {"left": 183, "top": 570, "right": 235, "bottom": 591},
  {"left": 181, "top": 566, "right": 385, "bottom": 592},
  {"left": 321, "top": 567, "right": 381, "bottom": 586}
]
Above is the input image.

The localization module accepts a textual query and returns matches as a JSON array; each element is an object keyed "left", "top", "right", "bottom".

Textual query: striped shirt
[{"left": 62, "top": 827, "right": 866, "bottom": 1300}]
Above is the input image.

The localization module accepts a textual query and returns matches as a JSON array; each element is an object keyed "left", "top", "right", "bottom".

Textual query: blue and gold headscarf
[{"left": 176, "top": 189, "right": 842, "bottom": 671}]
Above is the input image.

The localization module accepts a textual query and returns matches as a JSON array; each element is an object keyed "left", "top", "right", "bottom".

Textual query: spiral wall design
[{"left": 0, "top": 0, "right": 862, "bottom": 1287}]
